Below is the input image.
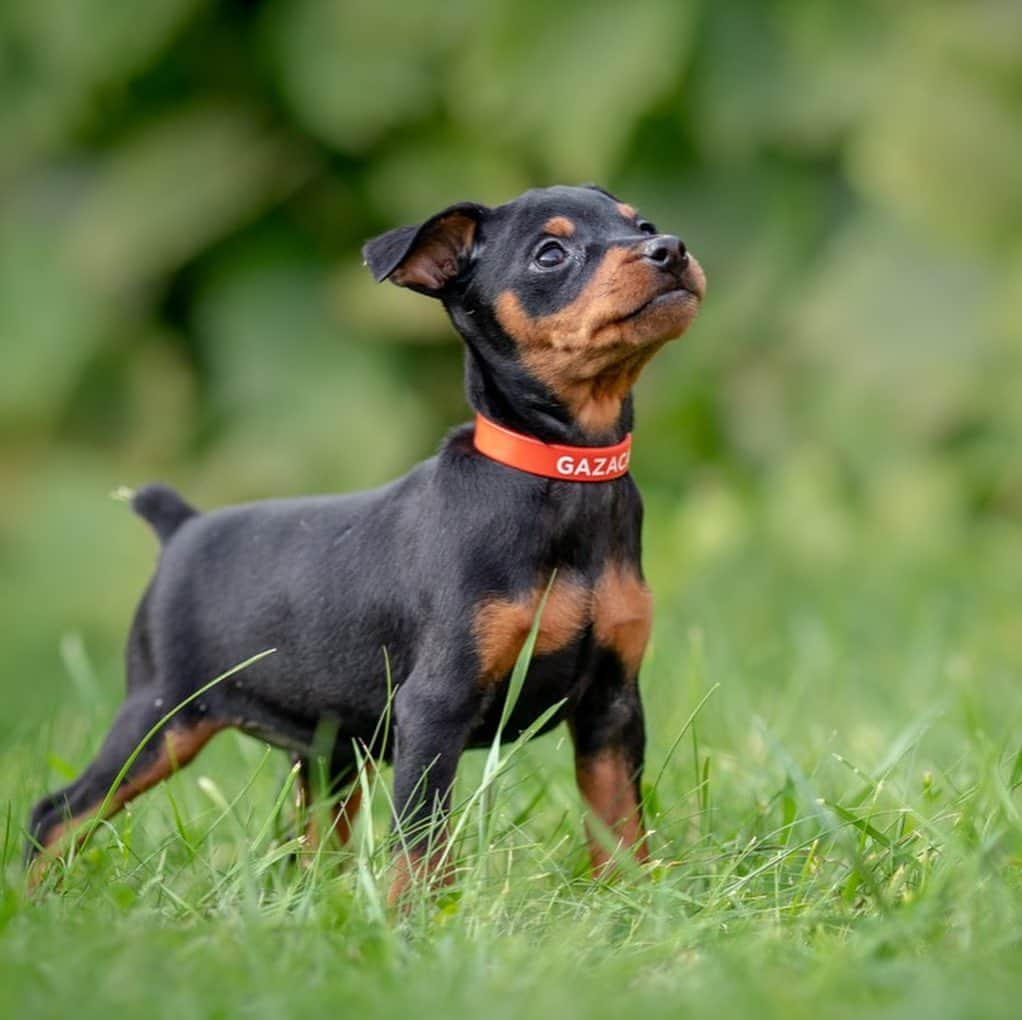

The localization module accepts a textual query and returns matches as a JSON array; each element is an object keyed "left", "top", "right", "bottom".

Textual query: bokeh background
[{"left": 2, "top": 0, "right": 1020, "bottom": 758}]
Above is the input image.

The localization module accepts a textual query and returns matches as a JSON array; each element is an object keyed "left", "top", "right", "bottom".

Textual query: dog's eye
[
  {"left": 534, "top": 240, "right": 568, "bottom": 268},
  {"left": 637, "top": 220, "right": 657, "bottom": 236}
]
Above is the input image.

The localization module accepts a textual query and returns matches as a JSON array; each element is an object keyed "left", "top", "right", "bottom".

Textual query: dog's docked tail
[{"left": 128, "top": 483, "right": 198, "bottom": 543}]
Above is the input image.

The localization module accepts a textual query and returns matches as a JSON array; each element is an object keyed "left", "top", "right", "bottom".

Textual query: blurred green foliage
[{"left": 1, "top": 0, "right": 1020, "bottom": 732}]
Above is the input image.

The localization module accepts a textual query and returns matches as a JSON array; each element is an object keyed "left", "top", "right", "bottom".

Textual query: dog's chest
[{"left": 473, "top": 564, "right": 652, "bottom": 684}]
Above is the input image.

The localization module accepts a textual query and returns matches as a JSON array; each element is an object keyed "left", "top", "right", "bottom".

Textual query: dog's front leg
[
  {"left": 388, "top": 669, "right": 479, "bottom": 906},
  {"left": 570, "top": 653, "right": 650, "bottom": 874}
]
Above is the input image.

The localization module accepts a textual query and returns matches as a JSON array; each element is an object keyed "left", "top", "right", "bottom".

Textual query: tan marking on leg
[
  {"left": 576, "top": 748, "right": 649, "bottom": 873},
  {"left": 474, "top": 575, "right": 591, "bottom": 683},
  {"left": 295, "top": 758, "right": 313, "bottom": 827},
  {"left": 494, "top": 251, "right": 704, "bottom": 438},
  {"left": 330, "top": 783, "right": 365, "bottom": 846},
  {"left": 295, "top": 763, "right": 324, "bottom": 860},
  {"left": 593, "top": 564, "right": 653, "bottom": 677},
  {"left": 388, "top": 844, "right": 455, "bottom": 909},
  {"left": 31, "top": 721, "right": 221, "bottom": 884},
  {"left": 298, "top": 762, "right": 372, "bottom": 859},
  {"left": 543, "top": 216, "right": 576, "bottom": 238}
]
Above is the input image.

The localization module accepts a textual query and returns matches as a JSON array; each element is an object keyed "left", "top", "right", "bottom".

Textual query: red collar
[{"left": 473, "top": 413, "right": 632, "bottom": 482}]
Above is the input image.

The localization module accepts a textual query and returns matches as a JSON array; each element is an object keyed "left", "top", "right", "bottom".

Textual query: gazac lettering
[{"left": 555, "top": 450, "right": 630, "bottom": 479}]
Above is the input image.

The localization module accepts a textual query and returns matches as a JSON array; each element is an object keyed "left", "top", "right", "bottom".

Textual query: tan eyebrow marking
[
  {"left": 543, "top": 216, "right": 576, "bottom": 238},
  {"left": 616, "top": 203, "right": 637, "bottom": 220}
]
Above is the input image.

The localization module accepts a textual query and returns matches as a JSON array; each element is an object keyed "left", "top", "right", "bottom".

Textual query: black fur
[
  {"left": 132, "top": 484, "right": 198, "bottom": 543},
  {"left": 27, "top": 185, "right": 704, "bottom": 891}
]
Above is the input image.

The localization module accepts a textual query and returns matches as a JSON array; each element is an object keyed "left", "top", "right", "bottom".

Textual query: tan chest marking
[
  {"left": 474, "top": 574, "right": 591, "bottom": 684},
  {"left": 473, "top": 565, "right": 652, "bottom": 684},
  {"left": 592, "top": 564, "right": 653, "bottom": 678}
]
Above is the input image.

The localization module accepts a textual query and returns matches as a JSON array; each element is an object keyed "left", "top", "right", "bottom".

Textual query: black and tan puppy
[{"left": 26, "top": 185, "right": 705, "bottom": 900}]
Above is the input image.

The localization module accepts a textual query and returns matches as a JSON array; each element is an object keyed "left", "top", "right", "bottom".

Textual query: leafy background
[
  {"left": 3, "top": 1, "right": 1019, "bottom": 728},
  {"left": 2, "top": 2, "right": 1022, "bottom": 1016}
]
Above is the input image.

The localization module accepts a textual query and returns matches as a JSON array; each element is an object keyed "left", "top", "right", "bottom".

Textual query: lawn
[
  {"left": 2, "top": 487, "right": 1020, "bottom": 1020},
  {"left": 2, "top": 1, "right": 1020, "bottom": 1016}
]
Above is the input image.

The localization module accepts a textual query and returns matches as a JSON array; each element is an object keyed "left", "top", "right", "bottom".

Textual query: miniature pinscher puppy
[{"left": 26, "top": 185, "right": 705, "bottom": 900}]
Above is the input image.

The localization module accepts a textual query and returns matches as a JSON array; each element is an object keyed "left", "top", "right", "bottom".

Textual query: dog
[{"left": 26, "top": 184, "right": 705, "bottom": 901}]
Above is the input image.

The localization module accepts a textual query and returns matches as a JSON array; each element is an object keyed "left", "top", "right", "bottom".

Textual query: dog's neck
[
  {"left": 453, "top": 307, "right": 635, "bottom": 446},
  {"left": 461, "top": 345, "right": 634, "bottom": 446}
]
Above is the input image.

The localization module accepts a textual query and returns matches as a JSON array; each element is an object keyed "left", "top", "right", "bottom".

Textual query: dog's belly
[
  {"left": 214, "top": 637, "right": 588, "bottom": 760},
  {"left": 465, "top": 643, "right": 590, "bottom": 749},
  {"left": 225, "top": 641, "right": 586, "bottom": 757}
]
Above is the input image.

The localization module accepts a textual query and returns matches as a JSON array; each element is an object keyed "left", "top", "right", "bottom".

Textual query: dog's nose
[{"left": 639, "top": 234, "right": 688, "bottom": 271}]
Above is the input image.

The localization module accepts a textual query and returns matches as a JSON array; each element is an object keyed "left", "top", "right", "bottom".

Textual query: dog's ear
[
  {"left": 362, "top": 202, "right": 489, "bottom": 296},
  {"left": 582, "top": 182, "right": 621, "bottom": 202}
]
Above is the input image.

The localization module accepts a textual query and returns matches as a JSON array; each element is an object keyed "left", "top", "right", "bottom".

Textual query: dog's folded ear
[
  {"left": 362, "top": 202, "right": 489, "bottom": 296},
  {"left": 581, "top": 182, "right": 620, "bottom": 202}
]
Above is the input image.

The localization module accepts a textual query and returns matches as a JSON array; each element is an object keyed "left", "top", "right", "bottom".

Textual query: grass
[{"left": 2, "top": 491, "right": 1021, "bottom": 1019}]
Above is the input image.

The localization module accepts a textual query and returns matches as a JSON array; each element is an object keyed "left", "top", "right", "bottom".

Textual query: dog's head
[{"left": 364, "top": 185, "right": 705, "bottom": 436}]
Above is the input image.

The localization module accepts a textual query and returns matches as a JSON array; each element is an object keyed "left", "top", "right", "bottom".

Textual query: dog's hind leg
[
  {"left": 24, "top": 692, "right": 221, "bottom": 876},
  {"left": 295, "top": 750, "right": 372, "bottom": 859}
]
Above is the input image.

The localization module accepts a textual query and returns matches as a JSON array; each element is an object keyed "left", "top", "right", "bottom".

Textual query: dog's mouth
[
  {"left": 619, "top": 285, "right": 695, "bottom": 322},
  {"left": 614, "top": 256, "right": 706, "bottom": 327}
]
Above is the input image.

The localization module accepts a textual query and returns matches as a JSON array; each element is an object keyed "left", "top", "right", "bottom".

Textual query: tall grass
[{"left": 2, "top": 506, "right": 1020, "bottom": 1019}]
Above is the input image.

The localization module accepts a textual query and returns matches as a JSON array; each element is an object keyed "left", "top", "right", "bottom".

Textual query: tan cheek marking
[
  {"left": 593, "top": 564, "right": 652, "bottom": 677},
  {"left": 474, "top": 575, "right": 591, "bottom": 683},
  {"left": 494, "top": 248, "right": 657, "bottom": 435},
  {"left": 494, "top": 242, "right": 704, "bottom": 437},
  {"left": 616, "top": 203, "right": 637, "bottom": 220},
  {"left": 495, "top": 247, "right": 644, "bottom": 353},
  {"left": 542, "top": 216, "right": 576, "bottom": 238}
]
